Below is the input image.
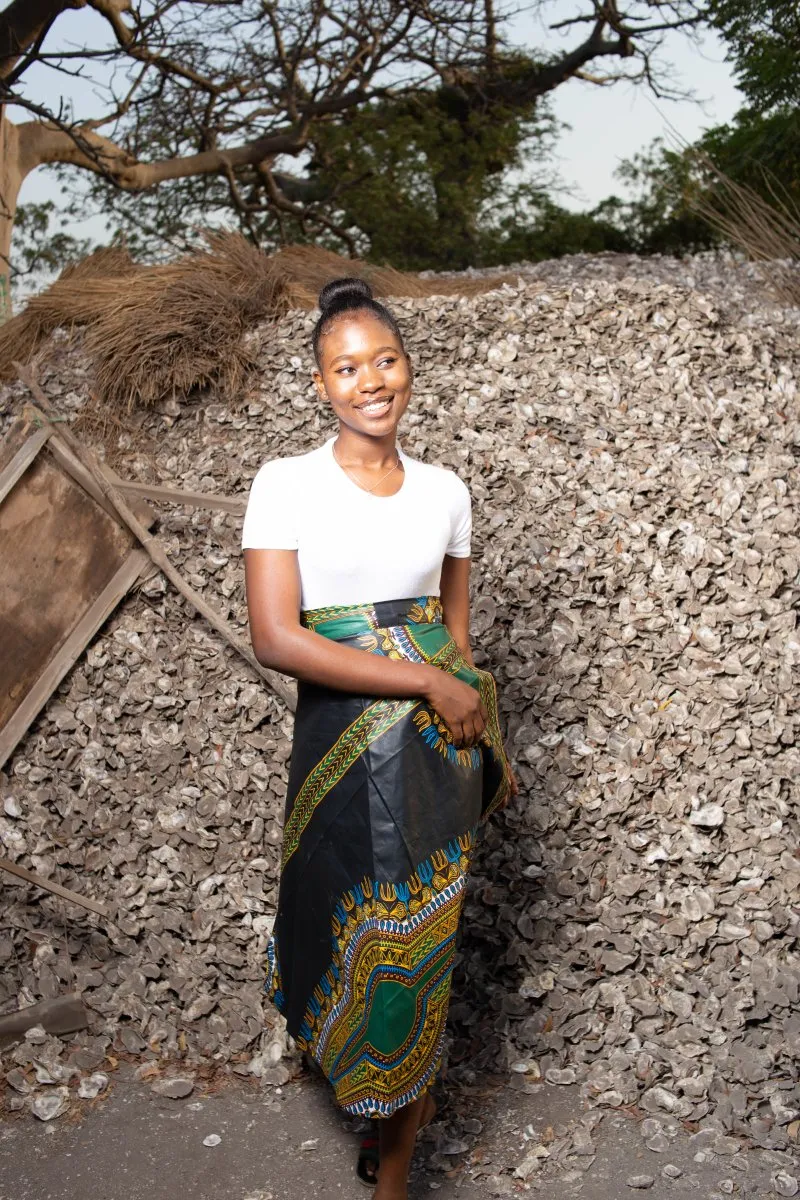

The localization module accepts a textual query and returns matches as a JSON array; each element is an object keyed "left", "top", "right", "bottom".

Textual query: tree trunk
[{"left": 0, "top": 110, "right": 22, "bottom": 320}]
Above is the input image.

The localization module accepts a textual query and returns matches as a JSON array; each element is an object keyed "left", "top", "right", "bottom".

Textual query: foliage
[
  {"left": 613, "top": 142, "right": 721, "bottom": 254},
  {"left": 706, "top": 0, "right": 800, "bottom": 111},
  {"left": 2, "top": 0, "right": 707, "bottom": 274},
  {"left": 611, "top": 0, "right": 800, "bottom": 258},
  {"left": 257, "top": 72, "right": 558, "bottom": 273},
  {"left": 9, "top": 201, "right": 95, "bottom": 298},
  {"left": 473, "top": 186, "right": 637, "bottom": 264},
  {"left": 701, "top": 108, "right": 800, "bottom": 208}
]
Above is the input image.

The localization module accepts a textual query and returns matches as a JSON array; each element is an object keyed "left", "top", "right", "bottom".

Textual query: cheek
[
  {"left": 324, "top": 375, "right": 354, "bottom": 399},
  {"left": 389, "top": 363, "right": 412, "bottom": 391}
]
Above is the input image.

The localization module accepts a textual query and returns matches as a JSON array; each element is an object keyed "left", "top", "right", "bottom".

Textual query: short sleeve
[
  {"left": 445, "top": 474, "right": 472, "bottom": 557},
  {"left": 241, "top": 459, "right": 298, "bottom": 550}
]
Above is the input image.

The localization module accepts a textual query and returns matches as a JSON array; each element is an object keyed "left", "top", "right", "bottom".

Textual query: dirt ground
[{"left": 0, "top": 1069, "right": 793, "bottom": 1200}]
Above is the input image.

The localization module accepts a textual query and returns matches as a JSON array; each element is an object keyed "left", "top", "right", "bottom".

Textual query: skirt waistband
[{"left": 301, "top": 595, "right": 443, "bottom": 639}]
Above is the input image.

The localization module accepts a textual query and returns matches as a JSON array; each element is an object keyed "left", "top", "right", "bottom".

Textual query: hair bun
[
  {"left": 318, "top": 276, "right": 374, "bottom": 315},
  {"left": 311, "top": 275, "right": 403, "bottom": 363}
]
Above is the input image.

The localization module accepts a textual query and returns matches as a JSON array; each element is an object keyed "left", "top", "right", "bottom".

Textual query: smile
[{"left": 357, "top": 397, "right": 393, "bottom": 415}]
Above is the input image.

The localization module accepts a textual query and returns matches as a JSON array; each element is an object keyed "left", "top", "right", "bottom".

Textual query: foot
[
  {"left": 357, "top": 1127, "right": 380, "bottom": 1187},
  {"left": 357, "top": 1091, "right": 437, "bottom": 1191}
]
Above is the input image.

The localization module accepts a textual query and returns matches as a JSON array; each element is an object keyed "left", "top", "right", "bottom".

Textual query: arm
[
  {"left": 244, "top": 548, "right": 432, "bottom": 697},
  {"left": 243, "top": 548, "right": 488, "bottom": 747},
  {"left": 439, "top": 553, "right": 475, "bottom": 668}
]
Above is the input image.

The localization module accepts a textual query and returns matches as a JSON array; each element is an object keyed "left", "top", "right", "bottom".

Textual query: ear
[{"left": 312, "top": 368, "right": 328, "bottom": 399}]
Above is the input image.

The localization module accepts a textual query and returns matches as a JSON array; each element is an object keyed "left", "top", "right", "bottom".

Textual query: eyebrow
[{"left": 329, "top": 345, "right": 399, "bottom": 365}]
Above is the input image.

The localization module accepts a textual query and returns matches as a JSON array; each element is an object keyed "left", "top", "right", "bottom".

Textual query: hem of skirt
[
  {"left": 332, "top": 1044, "right": 443, "bottom": 1119},
  {"left": 265, "top": 938, "right": 286, "bottom": 1015}
]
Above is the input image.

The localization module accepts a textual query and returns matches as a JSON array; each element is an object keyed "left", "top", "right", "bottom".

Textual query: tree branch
[
  {"left": 0, "top": 0, "right": 86, "bottom": 80},
  {"left": 489, "top": 18, "right": 635, "bottom": 102},
  {"left": 257, "top": 161, "right": 357, "bottom": 254},
  {"left": 16, "top": 117, "right": 304, "bottom": 186},
  {"left": 13, "top": 76, "right": 380, "bottom": 190},
  {"left": 86, "top": 0, "right": 132, "bottom": 46}
]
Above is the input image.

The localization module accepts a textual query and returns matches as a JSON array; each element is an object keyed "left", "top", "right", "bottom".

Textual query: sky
[
  {"left": 510, "top": 5, "right": 742, "bottom": 209},
  {"left": 15, "top": 1, "right": 743, "bottom": 244}
]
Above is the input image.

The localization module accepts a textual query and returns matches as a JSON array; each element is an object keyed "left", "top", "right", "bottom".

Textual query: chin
[{"left": 342, "top": 403, "right": 408, "bottom": 433}]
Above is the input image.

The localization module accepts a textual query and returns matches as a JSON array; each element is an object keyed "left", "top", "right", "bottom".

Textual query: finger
[
  {"left": 450, "top": 721, "right": 465, "bottom": 748},
  {"left": 479, "top": 700, "right": 489, "bottom": 724}
]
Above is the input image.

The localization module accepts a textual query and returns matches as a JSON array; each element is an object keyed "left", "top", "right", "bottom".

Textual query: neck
[{"left": 334, "top": 424, "right": 399, "bottom": 468}]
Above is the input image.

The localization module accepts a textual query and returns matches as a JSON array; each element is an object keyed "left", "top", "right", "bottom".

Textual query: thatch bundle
[
  {"left": 2, "top": 234, "right": 512, "bottom": 411},
  {"left": 269, "top": 243, "right": 512, "bottom": 303},
  {"left": 2, "top": 246, "right": 138, "bottom": 376}
]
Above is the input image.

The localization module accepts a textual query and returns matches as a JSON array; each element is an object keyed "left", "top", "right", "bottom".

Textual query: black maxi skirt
[{"left": 265, "top": 594, "right": 511, "bottom": 1118}]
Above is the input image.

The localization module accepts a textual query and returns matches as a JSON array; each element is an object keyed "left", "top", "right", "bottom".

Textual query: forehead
[{"left": 318, "top": 310, "right": 401, "bottom": 362}]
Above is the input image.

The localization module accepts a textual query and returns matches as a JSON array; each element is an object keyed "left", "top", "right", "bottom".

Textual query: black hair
[{"left": 312, "top": 276, "right": 404, "bottom": 364}]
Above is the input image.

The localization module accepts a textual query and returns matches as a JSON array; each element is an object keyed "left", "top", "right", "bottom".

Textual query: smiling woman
[
  {"left": 241, "top": 278, "right": 515, "bottom": 1199},
  {"left": 310, "top": 277, "right": 412, "bottom": 494}
]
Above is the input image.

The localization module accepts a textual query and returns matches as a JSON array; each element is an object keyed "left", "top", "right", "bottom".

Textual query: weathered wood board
[{"left": 0, "top": 418, "right": 152, "bottom": 769}]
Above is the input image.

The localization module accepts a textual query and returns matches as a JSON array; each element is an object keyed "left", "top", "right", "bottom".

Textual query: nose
[{"left": 358, "top": 364, "right": 383, "bottom": 393}]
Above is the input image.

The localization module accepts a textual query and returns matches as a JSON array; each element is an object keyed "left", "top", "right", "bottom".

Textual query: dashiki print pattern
[{"left": 265, "top": 595, "right": 511, "bottom": 1117}]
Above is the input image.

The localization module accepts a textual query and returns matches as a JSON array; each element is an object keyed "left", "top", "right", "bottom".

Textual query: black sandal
[{"left": 356, "top": 1127, "right": 379, "bottom": 1187}]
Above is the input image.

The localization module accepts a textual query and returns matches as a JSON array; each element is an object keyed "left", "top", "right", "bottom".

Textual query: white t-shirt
[{"left": 241, "top": 434, "right": 472, "bottom": 610}]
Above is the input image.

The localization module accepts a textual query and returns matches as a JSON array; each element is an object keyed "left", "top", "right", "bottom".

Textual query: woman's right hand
[{"left": 421, "top": 667, "right": 489, "bottom": 748}]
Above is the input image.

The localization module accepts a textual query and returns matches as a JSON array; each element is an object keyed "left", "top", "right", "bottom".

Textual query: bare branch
[
  {"left": 0, "top": 0, "right": 87, "bottom": 80},
  {"left": 0, "top": 0, "right": 707, "bottom": 282},
  {"left": 86, "top": 0, "right": 133, "bottom": 45}
]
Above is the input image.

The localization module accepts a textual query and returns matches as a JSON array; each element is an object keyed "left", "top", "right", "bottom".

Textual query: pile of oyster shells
[{"left": 0, "top": 253, "right": 797, "bottom": 1169}]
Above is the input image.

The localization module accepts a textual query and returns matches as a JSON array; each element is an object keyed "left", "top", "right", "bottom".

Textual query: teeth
[{"left": 361, "top": 399, "right": 391, "bottom": 412}]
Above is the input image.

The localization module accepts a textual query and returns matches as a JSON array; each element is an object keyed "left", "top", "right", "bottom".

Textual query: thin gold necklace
[{"left": 332, "top": 440, "right": 402, "bottom": 494}]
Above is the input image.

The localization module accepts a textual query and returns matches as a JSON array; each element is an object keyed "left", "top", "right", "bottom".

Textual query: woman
[{"left": 242, "top": 277, "right": 515, "bottom": 1199}]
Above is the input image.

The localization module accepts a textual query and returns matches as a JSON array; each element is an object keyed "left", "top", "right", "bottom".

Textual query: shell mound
[{"left": 0, "top": 253, "right": 798, "bottom": 1159}]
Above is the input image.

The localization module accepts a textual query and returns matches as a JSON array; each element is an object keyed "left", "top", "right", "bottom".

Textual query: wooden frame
[
  {"left": 1, "top": 380, "right": 288, "bottom": 923},
  {"left": 0, "top": 426, "right": 51, "bottom": 504},
  {"left": 104, "top": 470, "right": 246, "bottom": 516},
  {"left": 0, "top": 420, "right": 153, "bottom": 770}
]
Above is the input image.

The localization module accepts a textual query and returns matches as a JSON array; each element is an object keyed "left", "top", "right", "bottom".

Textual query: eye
[
  {"left": 336, "top": 365, "right": 356, "bottom": 375},
  {"left": 378, "top": 356, "right": 397, "bottom": 367}
]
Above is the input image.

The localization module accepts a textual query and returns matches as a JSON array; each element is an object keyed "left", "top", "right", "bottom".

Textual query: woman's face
[{"left": 313, "top": 311, "right": 412, "bottom": 437}]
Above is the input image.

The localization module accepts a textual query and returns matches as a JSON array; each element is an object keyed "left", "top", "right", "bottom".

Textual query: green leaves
[
  {"left": 707, "top": 0, "right": 800, "bottom": 111},
  {"left": 10, "top": 201, "right": 95, "bottom": 292}
]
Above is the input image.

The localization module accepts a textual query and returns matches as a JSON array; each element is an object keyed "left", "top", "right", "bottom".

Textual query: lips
[{"left": 356, "top": 396, "right": 393, "bottom": 416}]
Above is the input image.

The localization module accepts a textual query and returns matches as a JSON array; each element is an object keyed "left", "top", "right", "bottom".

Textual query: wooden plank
[
  {"left": 0, "top": 548, "right": 150, "bottom": 769},
  {"left": 0, "top": 448, "right": 139, "bottom": 733},
  {"left": 0, "top": 857, "right": 109, "bottom": 918},
  {"left": 105, "top": 472, "right": 246, "bottom": 516},
  {"left": 0, "top": 426, "right": 52, "bottom": 505},
  {"left": 0, "top": 994, "right": 89, "bottom": 1046},
  {"left": 49, "top": 436, "right": 154, "bottom": 527}
]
